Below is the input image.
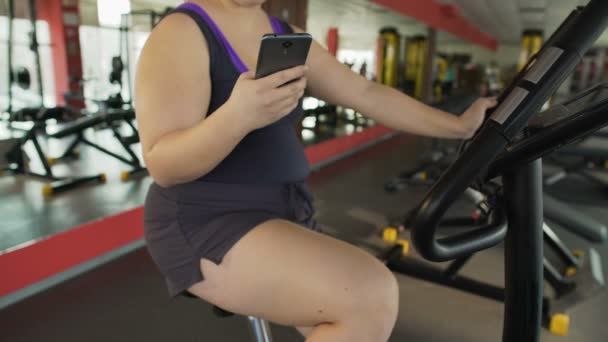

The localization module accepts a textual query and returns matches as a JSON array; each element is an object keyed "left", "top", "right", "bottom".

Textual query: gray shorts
[{"left": 143, "top": 181, "right": 322, "bottom": 297}]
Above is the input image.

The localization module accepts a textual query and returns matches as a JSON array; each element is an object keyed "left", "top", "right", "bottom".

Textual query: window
[{"left": 97, "top": 0, "right": 131, "bottom": 27}]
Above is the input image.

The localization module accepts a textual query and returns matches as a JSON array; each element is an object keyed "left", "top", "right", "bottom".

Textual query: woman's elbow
[{"left": 144, "top": 153, "right": 177, "bottom": 188}]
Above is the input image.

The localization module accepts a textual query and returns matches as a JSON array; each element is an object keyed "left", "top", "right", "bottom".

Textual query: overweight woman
[{"left": 135, "top": 1, "right": 496, "bottom": 341}]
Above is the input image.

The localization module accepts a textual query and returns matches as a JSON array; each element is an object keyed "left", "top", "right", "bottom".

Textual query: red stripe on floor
[
  {"left": 1, "top": 126, "right": 394, "bottom": 298},
  {"left": 0, "top": 208, "right": 144, "bottom": 298}
]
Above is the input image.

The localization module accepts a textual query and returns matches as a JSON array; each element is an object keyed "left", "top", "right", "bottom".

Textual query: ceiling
[
  {"left": 120, "top": 0, "right": 608, "bottom": 46},
  {"left": 3, "top": 0, "right": 606, "bottom": 46},
  {"left": 440, "top": 0, "right": 603, "bottom": 44}
]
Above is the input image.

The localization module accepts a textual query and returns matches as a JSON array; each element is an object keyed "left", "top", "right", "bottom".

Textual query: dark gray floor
[
  {"left": 0, "top": 125, "right": 152, "bottom": 251},
  {"left": 1, "top": 134, "right": 607, "bottom": 342}
]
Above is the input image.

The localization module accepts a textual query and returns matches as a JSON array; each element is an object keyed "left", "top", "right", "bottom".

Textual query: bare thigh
[{"left": 187, "top": 219, "right": 397, "bottom": 328}]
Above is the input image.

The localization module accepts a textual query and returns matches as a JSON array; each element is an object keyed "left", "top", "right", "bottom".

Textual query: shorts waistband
[{"left": 150, "top": 181, "right": 313, "bottom": 205}]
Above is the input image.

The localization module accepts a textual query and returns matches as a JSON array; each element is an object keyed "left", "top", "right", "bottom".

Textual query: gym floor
[{"left": 1, "top": 132, "right": 607, "bottom": 342}]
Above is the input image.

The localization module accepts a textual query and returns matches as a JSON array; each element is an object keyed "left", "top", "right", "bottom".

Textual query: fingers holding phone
[
  {"left": 265, "top": 73, "right": 308, "bottom": 117},
  {"left": 225, "top": 66, "right": 308, "bottom": 132}
]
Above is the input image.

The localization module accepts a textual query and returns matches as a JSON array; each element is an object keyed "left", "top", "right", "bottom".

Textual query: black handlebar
[
  {"left": 409, "top": 0, "right": 608, "bottom": 262},
  {"left": 411, "top": 125, "right": 508, "bottom": 261}
]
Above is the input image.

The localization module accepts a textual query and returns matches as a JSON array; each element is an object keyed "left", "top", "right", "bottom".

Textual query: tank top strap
[
  {"left": 170, "top": 3, "right": 244, "bottom": 76},
  {"left": 270, "top": 16, "right": 295, "bottom": 34}
]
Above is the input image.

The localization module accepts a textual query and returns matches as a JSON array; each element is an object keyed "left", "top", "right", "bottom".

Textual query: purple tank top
[{"left": 172, "top": 2, "right": 310, "bottom": 184}]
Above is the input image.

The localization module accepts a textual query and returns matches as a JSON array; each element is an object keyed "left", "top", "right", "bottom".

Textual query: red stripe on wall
[
  {"left": 0, "top": 127, "right": 395, "bottom": 298},
  {"left": 370, "top": 0, "right": 498, "bottom": 51}
]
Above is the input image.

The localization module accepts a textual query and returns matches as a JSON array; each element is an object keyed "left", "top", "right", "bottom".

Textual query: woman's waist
[{"left": 147, "top": 180, "right": 312, "bottom": 206}]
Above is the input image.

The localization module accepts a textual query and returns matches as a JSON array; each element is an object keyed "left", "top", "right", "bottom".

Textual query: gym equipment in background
[
  {"left": 112, "top": 8, "right": 173, "bottom": 109},
  {"left": 433, "top": 54, "right": 448, "bottom": 102},
  {"left": 518, "top": 29, "right": 544, "bottom": 71},
  {"left": 5, "top": 0, "right": 77, "bottom": 123},
  {"left": 570, "top": 47, "right": 608, "bottom": 94},
  {"left": 4, "top": 0, "right": 15, "bottom": 116},
  {"left": 545, "top": 142, "right": 608, "bottom": 190},
  {"left": 384, "top": 2, "right": 608, "bottom": 339},
  {"left": 376, "top": 27, "right": 401, "bottom": 88},
  {"left": 4, "top": 0, "right": 44, "bottom": 118},
  {"left": 384, "top": 93, "right": 477, "bottom": 191},
  {"left": 402, "top": 35, "right": 427, "bottom": 99},
  {"left": 1, "top": 118, "right": 107, "bottom": 196},
  {"left": 1, "top": 0, "right": 105, "bottom": 195},
  {"left": 542, "top": 84, "right": 608, "bottom": 192},
  {"left": 46, "top": 109, "right": 147, "bottom": 183},
  {"left": 105, "top": 56, "right": 127, "bottom": 110}
]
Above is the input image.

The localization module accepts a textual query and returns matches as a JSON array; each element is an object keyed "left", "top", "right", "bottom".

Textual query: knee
[{"left": 351, "top": 266, "right": 399, "bottom": 340}]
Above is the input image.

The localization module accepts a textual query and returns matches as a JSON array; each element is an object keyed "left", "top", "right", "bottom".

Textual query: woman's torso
[{"left": 173, "top": 2, "right": 310, "bottom": 184}]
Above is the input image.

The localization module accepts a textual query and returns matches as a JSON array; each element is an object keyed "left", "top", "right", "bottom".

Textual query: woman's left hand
[{"left": 459, "top": 97, "right": 498, "bottom": 139}]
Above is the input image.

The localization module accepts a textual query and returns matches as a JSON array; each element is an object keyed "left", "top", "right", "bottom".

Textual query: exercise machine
[
  {"left": 386, "top": 92, "right": 608, "bottom": 244},
  {"left": 385, "top": 80, "right": 608, "bottom": 337},
  {"left": 3, "top": 0, "right": 40, "bottom": 118},
  {"left": 4, "top": 0, "right": 80, "bottom": 119},
  {"left": 1, "top": 118, "right": 107, "bottom": 196},
  {"left": 376, "top": 27, "right": 401, "bottom": 88},
  {"left": 402, "top": 35, "right": 427, "bottom": 99},
  {"left": 6, "top": 0, "right": 75, "bottom": 122},
  {"left": 385, "top": 2, "right": 608, "bottom": 340},
  {"left": 113, "top": 8, "right": 173, "bottom": 108}
]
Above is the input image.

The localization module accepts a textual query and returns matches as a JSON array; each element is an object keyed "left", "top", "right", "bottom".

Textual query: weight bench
[
  {"left": 47, "top": 109, "right": 147, "bottom": 181},
  {"left": 0, "top": 123, "right": 106, "bottom": 196},
  {"left": 0, "top": 136, "right": 22, "bottom": 175}
]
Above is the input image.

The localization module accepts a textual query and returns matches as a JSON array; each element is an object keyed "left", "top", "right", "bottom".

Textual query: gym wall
[
  {"left": 77, "top": 0, "right": 181, "bottom": 26},
  {"left": 0, "top": 17, "right": 56, "bottom": 109},
  {"left": 263, "top": 0, "right": 308, "bottom": 29},
  {"left": 306, "top": 0, "right": 426, "bottom": 51}
]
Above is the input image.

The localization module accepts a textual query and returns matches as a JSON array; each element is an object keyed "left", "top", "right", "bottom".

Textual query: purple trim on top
[
  {"left": 178, "top": 2, "right": 248, "bottom": 73},
  {"left": 269, "top": 16, "right": 284, "bottom": 34},
  {"left": 178, "top": 3, "right": 284, "bottom": 73}
]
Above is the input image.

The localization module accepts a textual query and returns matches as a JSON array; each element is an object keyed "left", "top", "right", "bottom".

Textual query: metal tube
[
  {"left": 543, "top": 223, "right": 580, "bottom": 267},
  {"left": 123, "top": 15, "right": 133, "bottom": 106},
  {"left": 247, "top": 317, "right": 273, "bottom": 342},
  {"left": 502, "top": 159, "right": 543, "bottom": 342},
  {"left": 387, "top": 257, "right": 504, "bottom": 302},
  {"left": 443, "top": 255, "right": 473, "bottom": 278},
  {"left": 7, "top": 0, "right": 15, "bottom": 115},
  {"left": 28, "top": 0, "right": 44, "bottom": 106}
]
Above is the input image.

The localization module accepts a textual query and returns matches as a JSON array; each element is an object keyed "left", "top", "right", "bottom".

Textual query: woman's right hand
[{"left": 224, "top": 65, "right": 308, "bottom": 132}]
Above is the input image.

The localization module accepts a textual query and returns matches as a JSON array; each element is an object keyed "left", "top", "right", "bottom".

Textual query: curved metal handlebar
[{"left": 410, "top": 125, "right": 509, "bottom": 261}]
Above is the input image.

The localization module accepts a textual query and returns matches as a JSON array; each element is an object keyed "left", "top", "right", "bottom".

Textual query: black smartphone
[{"left": 254, "top": 33, "right": 313, "bottom": 80}]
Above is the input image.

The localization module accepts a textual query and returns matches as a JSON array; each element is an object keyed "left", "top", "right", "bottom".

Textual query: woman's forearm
[
  {"left": 144, "top": 104, "right": 248, "bottom": 187},
  {"left": 355, "top": 82, "right": 469, "bottom": 139}
]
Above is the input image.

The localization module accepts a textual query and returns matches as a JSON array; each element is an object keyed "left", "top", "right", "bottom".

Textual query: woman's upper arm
[
  {"left": 292, "top": 26, "right": 370, "bottom": 109},
  {"left": 135, "top": 13, "right": 211, "bottom": 155}
]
